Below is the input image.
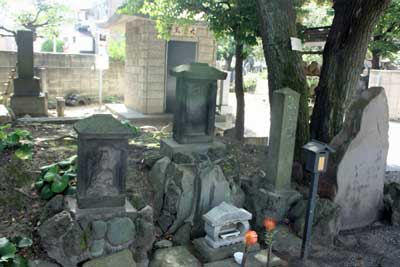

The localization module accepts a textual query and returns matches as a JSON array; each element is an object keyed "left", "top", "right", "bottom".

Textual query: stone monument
[
  {"left": 10, "top": 30, "right": 48, "bottom": 117},
  {"left": 327, "top": 87, "right": 389, "bottom": 230},
  {"left": 193, "top": 202, "right": 259, "bottom": 263},
  {"left": 160, "top": 63, "right": 227, "bottom": 157},
  {"left": 249, "top": 88, "right": 302, "bottom": 225},
  {"left": 39, "top": 115, "right": 155, "bottom": 267}
]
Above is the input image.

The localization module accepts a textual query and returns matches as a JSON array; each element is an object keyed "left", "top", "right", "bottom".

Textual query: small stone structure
[
  {"left": 39, "top": 115, "right": 155, "bottom": 267},
  {"left": 203, "top": 202, "right": 251, "bottom": 249},
  {"left": 328, "top": 87, "right": 389, "bottom": 230},
  {"left": 10, "top": 31, "right": 48, "bottom": 117},
  {"left": 160, "top": 63, "right": 227, "bottom": 156},
  {"left": 193, "top": 202, "right": 258, "bottom": 263},
  {"left": 247, "top": 88, "right": 302, "bottom": 225}
]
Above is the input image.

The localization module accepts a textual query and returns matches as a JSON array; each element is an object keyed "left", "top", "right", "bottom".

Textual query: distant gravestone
[
  {"left": 330, "top": 87, "right": 389, "bottom": 230},
  {"left": 74, "top": 114, "right": 132, "bottom": 209},
  {"left": 10, "top": 30, "right": 47, "bottom": 117}
]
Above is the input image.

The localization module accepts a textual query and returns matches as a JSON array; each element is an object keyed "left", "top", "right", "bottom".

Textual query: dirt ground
[{"left": 0, "top": 122, "right": 399, "bottom": 266}]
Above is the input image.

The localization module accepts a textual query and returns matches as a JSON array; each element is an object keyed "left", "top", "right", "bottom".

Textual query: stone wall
[
  {"left": 0, "top": 51, "right": 125, "bottom": 103},
  {"left": 125, "top": 18, "right": 217, "bottom": 114}
]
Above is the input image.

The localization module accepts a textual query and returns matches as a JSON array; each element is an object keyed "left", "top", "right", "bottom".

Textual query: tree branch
[{"left": 0, "top": 26, "right": 16, "bottom": 36}]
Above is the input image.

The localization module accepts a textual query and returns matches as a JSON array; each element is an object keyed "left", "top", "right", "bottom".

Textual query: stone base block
[
  {"left": 82, "top": 249, "right": 136, "bottom": 267},
  {"left": 252, "top": 188, "right": 302, "bottom": 226},
  {"left": 10, "top": 93, "right": 48, "bottom": 117},
  {"left": 203, "top": 249, "right": 288, "bottom": 267},
  {"left": 193, "top": 238, "right": 260, "bottom": 263},
  {"left": 13, "top": 77, "right": 41, "bottom": 96},
  {"left": 160, "top": 138, "right": 226, "bottom": 158}
]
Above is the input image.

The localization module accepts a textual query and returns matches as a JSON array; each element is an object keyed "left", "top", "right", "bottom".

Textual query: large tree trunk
[
  {"left": 235, "top": 42, "right": 245, "bottom": 141},
  {"left": 310, "top": 0, "right": 389, "bottom": 143},
  {"left": 371, "top": 49, "right": 381, "bottom": 69},
  {"left": 256, "top": 0, "right": 309, "bottom": 157}
]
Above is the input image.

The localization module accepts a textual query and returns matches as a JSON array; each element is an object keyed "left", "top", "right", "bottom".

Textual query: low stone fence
[{"left": 0, "top": 51, "right": 125, "bottom": 105}]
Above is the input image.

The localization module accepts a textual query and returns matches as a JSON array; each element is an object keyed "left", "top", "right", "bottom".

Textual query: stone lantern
[
  {"left": 73, "top": 114, "right": 132, "bottom": 209},
  {"left": 160, "top": 63, "right": 227, "bottom": 157}
]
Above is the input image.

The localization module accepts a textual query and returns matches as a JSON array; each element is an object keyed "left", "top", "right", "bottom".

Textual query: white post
[{"left": 98, "top": 69, "right": 103, "bottom": 107}]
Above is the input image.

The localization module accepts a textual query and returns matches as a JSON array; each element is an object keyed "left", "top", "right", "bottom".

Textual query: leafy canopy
[
  {"left": 370, "top": 0, "right": 400, "bottom": 58},
  {"left": 120, "top": 0, "right": 259, "bottom": 47},
  {"left": 0, "top": 0, "right": 71, "bottom": 38}
]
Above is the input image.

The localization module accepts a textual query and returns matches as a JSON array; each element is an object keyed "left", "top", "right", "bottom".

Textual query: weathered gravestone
[
  {"left": 327, "top": 87, "right": 389, "bottom": 230},
  {"left": 249, "top": 88, "right": 302, "bottom": 225},
  {"left": 39, "top": 115, "right": 155, "bottom": 267},
  {"left": 10, "top": 30, "right": 48, "bottom": 117},
  {"left": 160, "top": 63, "right": 227, "bottom": 157}
]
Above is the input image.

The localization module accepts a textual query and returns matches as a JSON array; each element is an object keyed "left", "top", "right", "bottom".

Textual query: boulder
[
  {"left": 149, "top": 246, "right": 201, "bottom": 267},
  {"left": 82, "top": 249, "right": 136, "bottom": 267},
  {"left": 384, "top": 181, "right": 400, "bottom": 225},
  {"left": 327, "top": 87, "right": 389, "bottom": 230},
  {"left": 40, "top": 195, "right": 64, "bottom": 223},
  {"left": 0, "top": 105, "right": 12, "bottom": 124}
]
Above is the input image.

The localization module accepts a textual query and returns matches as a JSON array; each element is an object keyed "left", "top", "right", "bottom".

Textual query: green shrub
[
  {"left": 0, "top": 236, "right": 32, "bottom": 267},
  {"left": 244, "top": 75, "right": 258, "bottom": 93},
  {"left": 108, "top": 39, "right": 126, "bottom": 61},
  {"left": 121, "top": 120, "right": 140, "bottom": 136},
  {"left": 0, "top": 125, "right": 34, "bottom": 160},
  {"left": 36, "top": 155, "right": 77, "bottom": 200},
  {"left": 41, "top": 39, "right": 64, "bottom": 53}
]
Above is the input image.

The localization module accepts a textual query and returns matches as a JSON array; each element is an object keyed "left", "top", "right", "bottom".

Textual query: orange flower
[
  {"left": 244, "top": 230, "right": 258, "bottom": 246},
  {"left": 264, "top": 218, "right": 276, "bottom": 232}
]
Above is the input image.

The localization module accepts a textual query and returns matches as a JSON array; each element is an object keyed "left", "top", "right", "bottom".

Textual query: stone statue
[{"left": 87, "top": 146, "right": 119, "bottom": 197}]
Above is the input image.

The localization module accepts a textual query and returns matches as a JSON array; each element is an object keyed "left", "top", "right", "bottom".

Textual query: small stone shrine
[
  {"left": 39, "top": 115, "right": 155, "bottom": 267},
  {"left": 194, "top": 202, "right": 259, "bottom": 263},
  {"left": 10, "top": 30, "right": 48, "bottom": 117},
  {"left": 160, "top": 63, "right": 227, "bottom": 157}
]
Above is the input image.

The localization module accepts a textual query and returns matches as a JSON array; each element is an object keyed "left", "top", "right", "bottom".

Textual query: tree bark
[
  {"left": 256, "top": 0, "right": 309, "bottom": 157},
  {"left": 371, "top": 49, "right": 381, "bottom": 69},
  {"left": 310, "top": 0, "right": 390, "bottom": 143},
  {"left": 235, "top": 42, "right": 245, "bottom": 141}
]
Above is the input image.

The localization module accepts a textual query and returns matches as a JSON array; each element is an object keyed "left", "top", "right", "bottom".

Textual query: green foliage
[
  {"left": 0, "top": 0, "right": 72, "bottom": 38},
  {"left": 0, "top": 236, "right": 32, "bottom": 267},
  {"left": 107, "top": 39, "right": 126, "bottom": 61},
  {"left": 217, "top": 35, "right": 235, "bottom": 62},
  {"left": 121, "top": 120, "right": 141, "bottom": 136},
  {"left": 36, "top": 155, "right": 77, "bottom": 200},
  {"left": 41, "top": 39, "right": 64, "bottom": 53},
  {"left": 370, "top": 0, "right": 400, "bottom": 59},
  {"left": 243, "top": 73, "right": 258, "bottom": 93},
  {"left": 0, "top": 125, "right": 33, "bottom": 160}
]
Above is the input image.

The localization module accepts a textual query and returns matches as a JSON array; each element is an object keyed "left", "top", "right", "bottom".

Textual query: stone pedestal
[
  {"left": 10, "top": 93, "right": 48, "bottom": 117},
  {"left": 194, "top": 238, "right": 260, "bottom": 263},
  {"left": 160, "top": 137, "right": 226, "bottom": 158}
]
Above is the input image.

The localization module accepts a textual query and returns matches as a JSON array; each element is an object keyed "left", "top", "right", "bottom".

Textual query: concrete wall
[
  {"left": 124, "top": 18, "right": 217, "bottom": 114},
  {"left": 0, "top": 51, "right": 125, "bottom": 104},
  {"left": 369, "top": 70, "right": 400, "bottom": 121}
]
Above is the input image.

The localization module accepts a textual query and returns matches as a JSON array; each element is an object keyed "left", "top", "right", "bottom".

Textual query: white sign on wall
[{"left": 95, "top": 54, "right": 109, "bottom": 70}]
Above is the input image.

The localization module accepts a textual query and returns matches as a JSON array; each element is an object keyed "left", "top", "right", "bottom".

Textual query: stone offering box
[
  {"left": 74, "top": 114, "right": 132, "bottom": 209},
  {"left": 170, "top": 63, "right": 227, "bottom": 144},
  {"left": 203, "top": 202, "right": 252, "bottom": 248}
]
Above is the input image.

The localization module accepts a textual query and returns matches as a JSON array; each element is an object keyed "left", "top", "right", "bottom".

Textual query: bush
[
  {"left": 41, "top": 39, "right": 64, "bottom": 53},
  {"left": 0, "top": 125, "right": 33, "bottom": 160},
  {"left": 244, "top": 74, "right": 258, "bottom": 93},
  {"left": 0, "top": 236, "right": 32, "bottom": 267},
  {"left": 108, "top": 39, "right": 126, "bottom": 61}
]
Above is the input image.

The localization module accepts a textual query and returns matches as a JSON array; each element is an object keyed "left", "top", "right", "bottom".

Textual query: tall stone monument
[
  {"left": 250, "top": 88, "right": 302, "bottom": 225},
  {"left": 160, "top": 63, "right": 227, "bottom": 157},
  {"left": 328, "top": 87, "right": 389, "bottom": 230},
  {"left": 10, "top": 30, "right": 48, "bottom": 117}
]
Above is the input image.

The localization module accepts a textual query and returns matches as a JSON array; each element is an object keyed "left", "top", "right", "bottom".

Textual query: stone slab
[
  {"left": 10, "top": 93, "right": 48, "bottom": 117},
  {"left": 204, "top": 250, "right": 287, "bottom": 267},
  {"left": 160, "top": 137, "right": 225, "bottom": 158},
  {"left": 194, "top": 237, "right": 260, "bottom": 263},
  {"left": 106, "top": 103, "right": 173, "bottom": 124},
  {"left": 0, "top": 104, "right": 12, "bottom": 124},
  {"left": 149, "top": 246, "right": 201, "bottom": 267},
  {"left": 17, "top": 117, "right": 85, "bottom": 124},
  {"left": 83, "top": 249, "right": 136, "bottom": 267}
]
